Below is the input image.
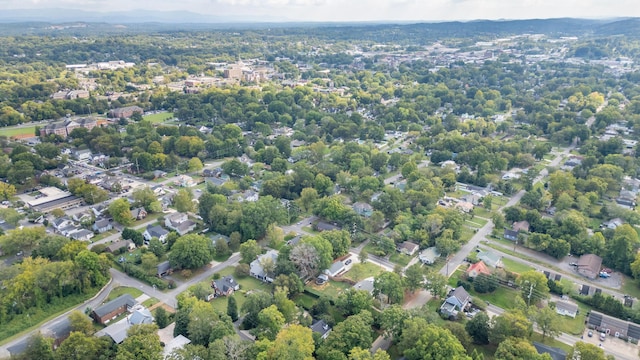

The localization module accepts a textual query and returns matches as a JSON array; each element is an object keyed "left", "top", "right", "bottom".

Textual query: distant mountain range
[{"left": 0, "top": 10, "right": 639, "bottom": 38}]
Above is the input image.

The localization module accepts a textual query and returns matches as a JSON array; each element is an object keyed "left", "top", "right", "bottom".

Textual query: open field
[
  {"left": 2, "top": 125, "right": 36, "bottom": 137},
  {"left": 143, "top": 112, "right": 174, "bottom": 124},
  {"left": 106, "top": 286, "right": 143, "bottom": 302},
  {"left": 501, "top": 257, "right": 534, "bottom": 274}
]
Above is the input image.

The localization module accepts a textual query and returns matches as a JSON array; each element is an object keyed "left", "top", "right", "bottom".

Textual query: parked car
[
  {"left": 345, "top": 259, "right": 352, "bottom": 265},
  {"left": 588, "top": 331, "right": 593, "bottom": 337},
  {"left": 600, "top": 332, "right": 606, "bottom": 341},
  {"left": 569, "top": 262, "right": 578, "bottom": 266},
  {"left": 599, "top": 272, "right": 611, "bottom": 278}
]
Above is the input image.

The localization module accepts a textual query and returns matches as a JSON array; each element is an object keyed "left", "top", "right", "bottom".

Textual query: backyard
[
  {"left": 106, "top": 286, "right": 143, "bottom": 302},
  {"left": 205, "top": 266, "right": 272, "bottom": 313}
]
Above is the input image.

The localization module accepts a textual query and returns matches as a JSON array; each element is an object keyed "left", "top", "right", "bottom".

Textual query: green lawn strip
[
  {"left": 305, "top": 280, "right": 351, "bottom": 300},
  {"left": 293, "top": 293, "right": 318, "bottom": 310},
  {"left": 142, "top": 298, "right": 159, "bottom": 308},
  {"left": 389, "top": 252, "right": 412, "bottom": 267},
  {"left": 2, "top": 125, "right": 36, "bottom": 137},
  {"left": 106, "top": 286, "right": 143, "bottom": 302},
  {"left": 501, "top": 257, "right": 534, "bottom": 275},
  {"left": 143, "top": 112, "right": 174, "bottom": 124},
  {"left": 465, "top": 217, "right": 488, "bottom": 227},
  {"left": 529, "top": 333, "right": 573, "bottom": 353},
  {"left": 0, "top": 288, "right": 101, "bottom": 344}
]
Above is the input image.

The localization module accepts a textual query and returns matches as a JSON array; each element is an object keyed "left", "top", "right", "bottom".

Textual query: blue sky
[{"left": 2, "top": 0, "right": 639, "bottom": 21}]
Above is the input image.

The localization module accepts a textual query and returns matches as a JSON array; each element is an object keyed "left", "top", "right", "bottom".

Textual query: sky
[{"left": 3, "top": 0, "right": 640, "bottom": 22}]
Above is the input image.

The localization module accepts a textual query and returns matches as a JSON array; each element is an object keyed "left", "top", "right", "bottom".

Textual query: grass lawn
[
  {"left": 530, "top": 333, "right": 573, "bottom": 353},
  {"left": 342, "top": 262, "right": 385, "bottom": 282},
  {"left": 492, "top": 196, "right": 508, "bottom": 207},
  {"left": 501, "top": 257, "right": 534, "bottom": 275},
  {"left": 2, "top": 125, "right": 36, "bottom": 137},
  {"left": 306, "top": 280, "right": 351, "bottom": 300},
  {"left": 301, "top": 226, "right": 319, "bottom": 234},
  {"left": 207, "top": 267, "right": 273, "bottom": 313},
  {"left": 293, "top": 293, "right": 318, "bottom": 310},
  {"left": 143, "top": 112, "right": 174, "bottom": 124},
  {"left": 213, "top": 252, "right": 232, "bottom": 262},
  {"left": 389, "top": 252, "right": 412, "bottom": 267},
  {"left": 459, "top": 226, "right": 476, "bottom": 243},
  {"left": 620, "top": 277, "right": 640, "bottom": 300},
  {"left": 466, "top": 217, "right": 488, "bottom": 228},
  {"left": 142, "top": 297, "right": 159, "bottom": 308},
  {"left": 471, "top": 286, "right": 520, "bottom": 310},
  {"left": 472, "top": 206, "right": 493, "bottom": 219},
  {"left": 106, "top": 286, "right": 143, "bottom": 302}
]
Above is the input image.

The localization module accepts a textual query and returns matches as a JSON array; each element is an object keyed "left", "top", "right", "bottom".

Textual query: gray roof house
[
  {"left": 93, "top": 218, "right": 113, "bottom": 233},
  {"left": 555, "top": 301, "right": 579, "bottom": 318},
  {"left": 533, "top": 343, "right": 566, "bottom": 360},
  {"left": 71, "top": 229, "right": 95, "bottom": 241},
  {"left": 353, "top": 202, "right": 373, "bottom": 217},
  {"left": 419, "top": 247, "right": 441, "bottom": 265},
  {"left": 250, "top": 249, "right": 279, "bottom": 283},
  {"left": 310, "top": 319, "right": 332, "bottom": 340},
  {"left": 353, "top": 278, "right": 375, "bottom": 294},
  {"left": 503, "top": 229, "right": 518, "bottom": 241},
  {"left": 143, "top": 225, "right": 169, "bottom": 243},
  {"left": 212, "top": 276, "right": 240, "bottom": 297},
  {"left": 477, "top": 250, "right": 502, "bottom": 268},
  {"left": 440, "top": 286, "right": 471, "bottom": 317},
  {"left": 324, "top": 261, "right": 346, "bottom": 277},
  {"left": 165, "top": 212, "right": 196, "bottom": 236},
  {"left": 157, "top": 261, "right": 172, "bottom": 277},
  {"left": 91, "top": 294, "right": 137, "bottom": 324}
]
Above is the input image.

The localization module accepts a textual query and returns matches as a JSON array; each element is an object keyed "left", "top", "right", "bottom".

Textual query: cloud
[{"left": 212, "top": 0, "right": 328, "bottom": 6}]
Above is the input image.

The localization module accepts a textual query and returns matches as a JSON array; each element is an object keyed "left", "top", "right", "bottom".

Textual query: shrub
[{"left": 235, "top": 264, "right": 250, "bottom": 278}]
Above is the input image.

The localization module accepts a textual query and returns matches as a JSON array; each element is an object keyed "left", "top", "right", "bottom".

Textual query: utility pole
[{"left": 526, "top": 281, "right": 536, "bottom": 307}]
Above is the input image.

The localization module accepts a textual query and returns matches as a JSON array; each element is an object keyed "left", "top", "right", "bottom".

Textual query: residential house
[
  {"left": 418, "top": 247, "right": 441, "bottom": 265},
  {"left": 353, "top": 278, "right": 375, "bottom": 294},
  {"left": 577, "top": 254, "right": 603, "bottom": 280},
  {"left": 315, "top": 274, "right": 329, "bottom": 285},
  {"left": 130, "top": 207, "right": 147, "bottom": 221},
  {"left": 466, "top": 261, "right": 492, "bottom": 279},
  {"left": 72, "top": 149, "right": 93, "bottom": 161},
  {"left": 212, "top": 276, "right": 240, "bottom": 297},
  {"left": 143, "top": 225, "right": 169, "bottom": 243},
  {"left": 163, "top": 335, "right": 191, "bottom": 358},
  {"left": 152, "top": 170, "right": 167, "bottom": 179},
  {"left": 324, "top": 261, "right": 346, "bottom": 277},
  {"left": 310, "top": 319, "right": 332, "bottom": 340},
  {"left": 91, "top": 294, "right": 137, "bottom": 324},
  {"left": 157, "top": 261, "right": 172, "bottom": 278},
  {"left": 93, "top": 218, "right": 113, "bottom": 233},
  {"left": 239, "top": 190, "right": 259, "bottom": 202},
  {"left": 588, "top": 310, "right": 640, "bottom": 342},
  {"left": 210, "top": 233, "right": 230, "bottom": 246},
  {"left": 397, "top": 241, "right": 419, "bottom": 256},
  {"left": 286, "top": 235, "right": 303, "bottom": 246},
  {"left": 96, "top": 305, "right": 153, "bottom": 344},
  {"left": 503, "top": 229, "right": 519, "bottom": 242},
  {"left": 533, "top": 343, "right": 567, "bottom": 360},
  {"left": 476, "top": 250, "right": 502, "bottom": 268},
  {"left": 91, "top": 204, "right": 108, "bottom": 217},
  {"left": 440, "top": 286, "right": 471, "bottom": 317},
  {"left": 555, "top": 301, "right": 579, "bottom": 318},
  {"left": 250, "top": 249, "right": 279, "bottom": 283},
  {"left": 455, "top": 201, "right": 474, "bottom": 213},
  {"left": 165, "top": 212, "right": 196, "bottom": 236},
  {"left": 315, "top": 221, "right": 340, "bottom": 232},
  {"left": 512, "top": 220, "right": 530, "bottom": 232},
  {"left": 71, "top": 229, "right": 95, "bottom": 241},
  {"left": 602, "top": 218, "right": 623, "bottom": 230},
  {"left": 59, "top": 224, "right": 82, "bottom": 237},
  {"left": 72, "top": 211, "right": 94, "bottom": 223},
  {"left": 52, "top": 216, "right": 75, "bottom": 232},
  {"left": 176, "top": 175, "right": 195, "bottom": 187},
  {"left": 353, "top": 202, "right": 374, "bottom": 217},
  {"left": 105, "top": 240, "right": 134, "bottom": 254}
]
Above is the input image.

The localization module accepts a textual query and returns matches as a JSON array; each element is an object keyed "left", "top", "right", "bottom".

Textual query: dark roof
[
  {"left": 157, "top": 261, "right": 171, "bottom": 275},
  {"left": 310, "top": 319, "right": 331, "bottom": 336},
  {"left": 105, "top": 240, "right": 131, "bottom": 253},
  {"left": 146, "top": 225, "right": 169, "bottom": 238},
  {"left": 213, "top": 276, "right": 238, "bottom": 293},
  {"left": 95, "top": 218, "right": 111, "bottom": 228},
  {"left": 93, "top": 294, "right": 136, "bottom": 318},
  {"left": 533, "top": 342, "right": 566, "bottom": 360},
  {"left": 316, "top": 221, "right": 340, "bottom": 231},
  {"left": 32, "top": 195, "right": 82, "bottom": 212},
  {"left": 503, "top": 229, "right": 518, "bottom": 240}
]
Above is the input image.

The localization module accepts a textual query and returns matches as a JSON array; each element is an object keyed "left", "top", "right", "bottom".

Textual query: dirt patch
[{"left": 149, "top": 302, "right": 175, "bottom": 313}]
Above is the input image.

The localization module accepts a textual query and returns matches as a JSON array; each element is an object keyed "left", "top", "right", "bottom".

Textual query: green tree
[
  {"left": 567, "top": 342, "right": 608, "bottom": 360},
  {"left": 148, "top": 237, "right": 166, "bottom": 257},
  {"left": 173, "top": 188, "right": 195, "bottom": 213},
  {"left": 188, "top": 157, "right": 204, "bottom": 173},
  {"left": 68, "top": 310, "right": 94, "bottom": 335},
  {"left": 187, "top": 300, "right": 235, "bottom": 345},
  {"left": 273, "top": 273, "right": 304, "bottom": 297},
  {"left": 494, "top": 337, "right": 551, "bottom": 360},
  {"left": 256, "top": 305, "right": 285, "bottom": 341},
  {"left": 379, "top": 304, "right": 409, "bottom": 340},
  {"left": 489, "top": 310, "right": 532, "bottom": 344},
  {"left": 535, "top": 306, "right": 561, "bottom": 341},
  {"left": 424, "top": 271, "right": 448, "bottom": 299},
  {"left": 404, "top": 263, "right": 425, "bottom": 293},
  {"left": 317, "top": 311, "right": 374, "bottom": 360},
  {"left": 398, "top": 317, "right": 470, "bottom": 360},
  {"left": 265, "top": 224, "right": 285, "bottom": 249},
  {"left": 116, "top": 324, "right": 163, "bottom": 360},
  {"left": 336, "top": 288, "right": 374, "bottom": 316},
  {"left": 240, "top": 239, "right": 262, "bottom": 264},
  {"left": 227, "top": 295, "right": 239, "bottom": 322},
  {"left": 132, "top": 186, "right": 157, "bottom": 212},
  {"left": 320, "top": 230, "right": 352, "bottom": 258},
  {"left": 0, "top": 181, "right": 17, "bottom": 200},
  {"left": 109, "top": 198, "right": 133, "bottom": 226},
  {"left": 261, "top": 324, "right": 315, "bottom": 360},
  {"left": 298, "top": 187, "right": 319, "bottom": 212},
  {"left": 55, "top": 332, "right": 111, "bottom": 360},
  {"left": 466, "top": 312, "right": 490, "bottom": 344},
  {"left": 221, "top": 159, "right": 249, "bottom": 177},
  {"left": 169, "top": 234, "right": 214, "bottom": 270},
  {"left": 155, "top": 307, "right": 169, "bottom": 329},
  {"left": 274, "top": 290, "right": 297, "bottom": 323},
  {"left": 22, "top": 333, "right": 54, "bottom": 360},
  {"left": 518, "top": 270, "right": 550, "bottom": 306},
  {"left": 373, "top": 272, "right": 404, "bottom": 304},
  {"left": 606, "top": 224, "right": 640, "bottom": 275}
]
